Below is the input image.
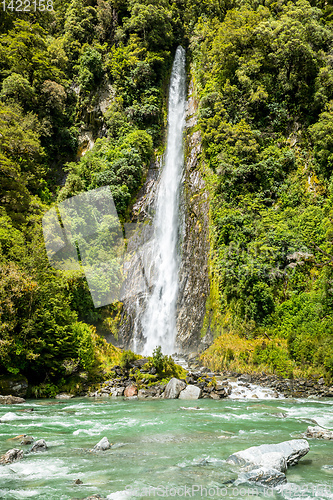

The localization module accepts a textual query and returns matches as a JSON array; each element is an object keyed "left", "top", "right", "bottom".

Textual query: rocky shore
[
  {"left": 1, "top": 357, "right": 333, "bottom": 402},
  {"left": 87, "top": 369, "right": 333, "bottom": 401}
]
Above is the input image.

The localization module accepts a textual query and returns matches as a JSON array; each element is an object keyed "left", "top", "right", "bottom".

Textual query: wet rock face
[
  {"left": 117, "top": 80, "right": 210, "bottom": 353},
  {"left": 0, "top": 448, "right": 24, "bottom": 465},
  {"left": 306, "top": 426, "right": 333, "bottom": 440},
  {"left": 176, "top": 81, "right": 210, "bottom": 352}
]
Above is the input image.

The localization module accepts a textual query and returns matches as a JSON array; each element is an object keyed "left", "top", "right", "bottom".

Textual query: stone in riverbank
[
  {"left": 0, "top": 448, "right": 24, "bottom": 465},
  {"left": 179, "top": 385, "right": 201, "bottom": 399},
  {"left": 306, "top": 426, "right": 333, "bottom": 440},
  {"left": 163, "top": 378, "right": 186, "bottom": 399},
  {"left": 55, "top": 393, "right": 74, "bottom": 399},
  {"left": 124, "top": 385, "right": 137, "bottom": 397},
  {"left": 0, "top": 395, "right": 25, "bottom": 404},
  {"left": 227, "top": 439, "right": 309, "bottom": 470}
]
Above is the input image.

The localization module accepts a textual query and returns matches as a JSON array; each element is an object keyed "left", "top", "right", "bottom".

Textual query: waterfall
[{"left": 141, "top": 46, "right": 186, "bottom": 355}]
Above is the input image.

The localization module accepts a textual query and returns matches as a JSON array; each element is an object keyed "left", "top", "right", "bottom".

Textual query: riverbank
[{"left": 2, "top": 368, "right": 333, "bottom": 404}]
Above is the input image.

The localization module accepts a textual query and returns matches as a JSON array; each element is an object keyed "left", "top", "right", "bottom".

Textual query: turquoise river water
[{"left": 1, "top": 397, "right": 333, "bottom": 500}]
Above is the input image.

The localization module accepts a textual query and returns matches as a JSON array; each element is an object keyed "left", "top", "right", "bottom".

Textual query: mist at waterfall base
[{"left": 140, "top": 46, "right": 186, "bottom": 356}]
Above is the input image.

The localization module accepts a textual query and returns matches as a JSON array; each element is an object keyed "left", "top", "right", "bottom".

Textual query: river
[{"left": 1, "top": 397, "right": 333, "bottom": 499}]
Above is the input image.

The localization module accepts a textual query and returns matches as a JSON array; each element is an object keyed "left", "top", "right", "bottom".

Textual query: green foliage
[
  {"left": 148, "top": 346, "right": 187, "bottom": 379},
  {"left": 59, "top": 129, "right": 153, "bottom": 216},
  {"left": 78, "top": 46, "right": 103, "bottom": 93},
  {"left": 120, "top": 350, "right": 141, "bottom": 369},
  {"left": 253, "top": 343, "right": 294, "bottom": 378},
  {"left": 192, "top": 0, "right": 333, "bottom": 378}
]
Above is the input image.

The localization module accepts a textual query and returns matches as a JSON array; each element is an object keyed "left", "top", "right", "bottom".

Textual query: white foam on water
[
  {"left": 228, "top": 380, "right": 282, "bottom": 399},
  {"left": 140, "top": 421, "right": 164, "bottom": 427},
  {"left": 73, "top": 417, "right": 138, "bottom": 436},
  {"left": 284, "top": 405, "right": 333, "bottom": 429},
  {"left": 0, "top": 412, "right": 19, "bottom": 421},
  {"left": 6, "top": 458, "right": 70, "bottom": 480},
  {"left": 0, "top": 489, "right": 40, "bottom": 498},
  {"left": 107, "top": 490, "right": 134, "bottom": 499}
]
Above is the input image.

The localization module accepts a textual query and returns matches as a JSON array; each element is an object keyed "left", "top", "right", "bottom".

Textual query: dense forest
[{"left": 1, "top": 0, "right": 333, "bottom": 395}]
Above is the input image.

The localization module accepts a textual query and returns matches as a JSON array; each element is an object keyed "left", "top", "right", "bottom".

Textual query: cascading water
[{"left": 141, "top": 46, "right": 186, "bottom": 355}]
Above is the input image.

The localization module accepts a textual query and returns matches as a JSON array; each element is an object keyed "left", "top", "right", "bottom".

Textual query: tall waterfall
[{"left": 142, "top": 46, "right": 186, "bottom": 355}]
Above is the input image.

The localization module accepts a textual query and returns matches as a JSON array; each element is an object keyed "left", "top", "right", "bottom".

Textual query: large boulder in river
[
  {"left": 163, "top": 378, "right": 186, "bottom": 399},
  {"left": 306, "top": 426, "right": 333, "bottom": 440},
  {"left": 179, "top": 385, "right": 201, "bottom": 400},
  {"left": 227, "top": 439, "right": 309, "bottom": 471},
  {"left": 0, "top": 448, "right": 24, "bottom": 465}
]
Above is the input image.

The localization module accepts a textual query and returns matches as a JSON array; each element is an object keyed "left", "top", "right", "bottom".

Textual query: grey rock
[
  {"left": 0, "top": 448, "right": 24, "bottom": 465},
  {"left": 235, "top": 467, "right": 287, "bottom": 487},
  {"left": 20, "top": 436, "right": 34, "bottom": 445},
  {"left": 30, "top": 439, "right": 48, "bottom": 452},
  {"left": 227, "top": 439, "right": 309, "bottom": 471},
  {"left": 179, "top": 384, "right": 201, "bottom": 400},
  {"left": 163, "top": 378, "right": 186, "bottom": 399},
  {"left": 305, "top": 426, "right": 333, "bottom": 440},
  {"left": 0, "top": 375, "right": 28, "bottom": 397},
  {"left": 92, "top": 437, "right": 111, "bottom": 451},
  {"left": 0, "top": 395, "right": 25, "bottom": 405},
  {"left": 55, "top": 393, "right": 74, "bottom": 399}
]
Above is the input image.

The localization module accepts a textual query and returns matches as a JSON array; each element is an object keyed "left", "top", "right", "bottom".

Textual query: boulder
[
  {"left": 163, "top": 378, "right": 186, "bottom": 399},
  {"left": 0, "top": 448, "right": 24, "bottom": 465},
  {"left": 305, "top": 426, "right": 333, "bottom": 440},
  {"left": 124, "top": 385, "right": 138, "bottom": 398},
  {"left": 234, "top": 467, "right": 287, "bottom": 487},
  {"left": 0, "top": 375, "right": 28, "bottom": 398},
  {"left": 0, "top": 395, "right": 25, "bottom": 405},
  {"left": 20, "top": 436, "right": 34, "bottom": 445},
  {"left": 55, "top": 393, "right": 74, "bottom": 399},
  {"left": 227, "top": 439, "right": 309, "bottom": 471},
  {"left": 30, "top": 439, "right": 48, "bottom": 452},
  {"left": 92, "top": 437, "right": 111, "bottom": 451},
  {"left": 179, "top": 385, "right": 201, "bottom": 400}
]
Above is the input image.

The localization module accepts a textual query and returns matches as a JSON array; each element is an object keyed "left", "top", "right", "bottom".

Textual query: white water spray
[{"left": 142, "top": 46, "right": 186, "bottom": 355}]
